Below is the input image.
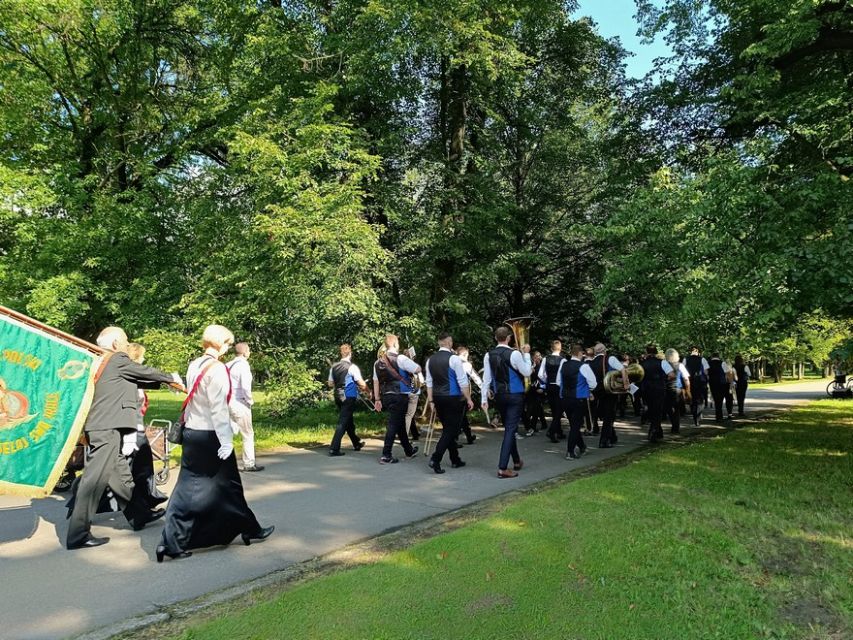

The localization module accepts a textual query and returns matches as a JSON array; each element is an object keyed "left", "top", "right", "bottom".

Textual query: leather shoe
[
  {"left": 329, "top": 450, "right": 345, "bottom": 457},
  {"left": 68, "top": 536, "right": 109, "bottom": 550},
  {"left": 497, "top": 469, "right": 518, "bottom": 478},
  {"left": 428, "top": 459, "right": 446, "bottom": 474},
  {"left": 155, "top": 545, "right": 192, "bottom": 563},
  {"left": 466, "top": 435, "right": 477, "bottom": 444},
  {"left": 513, "top": 459, "right": 524, "bottom": 471},
  {"left": 242, "top": 525, "right": 275, "bottom": 546},
  {"left": 451, "top": 460, "right": 466, "bottom": 469},
  {"left": 353, "top": 441, "right": 365, "bottom": 451},
  {"left": 242, "top": 464, "right": 265, "bottom": 472},
  {"left": 132, "top": 508, "right": 166, "bottom": 531}
]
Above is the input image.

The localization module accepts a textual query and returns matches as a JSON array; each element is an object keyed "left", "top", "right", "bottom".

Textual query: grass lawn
[
  {"left": 750, "top": 374, "right": 828, "bottom": 389},
  {"left": 166, "top": 399, "right": 852, "bottom": 640}
]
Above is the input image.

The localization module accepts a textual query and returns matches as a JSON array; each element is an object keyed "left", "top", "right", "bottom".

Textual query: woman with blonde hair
[{"left": 156, "top": 325, "right": 273, "bottom": 562}]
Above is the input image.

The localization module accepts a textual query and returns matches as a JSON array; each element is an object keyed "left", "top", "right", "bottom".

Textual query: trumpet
[{"left": 602, "top": 363, "right": 645, "bottom": 394}]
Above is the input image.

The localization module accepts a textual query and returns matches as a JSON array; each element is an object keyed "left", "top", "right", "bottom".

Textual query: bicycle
[{"left": 826, "top": 374, "right": 853, "bottom": 398}]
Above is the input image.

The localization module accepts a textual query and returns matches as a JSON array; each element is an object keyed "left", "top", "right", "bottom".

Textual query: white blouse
[{"left": 184, "top": 354, "right": 233, "bottom": 447}]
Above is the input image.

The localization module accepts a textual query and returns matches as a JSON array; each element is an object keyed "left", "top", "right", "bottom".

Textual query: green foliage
[{"left": 135, "top": 329, "right": 200, "bottom": 375}]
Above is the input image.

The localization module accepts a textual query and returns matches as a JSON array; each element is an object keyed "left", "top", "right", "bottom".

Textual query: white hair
[
  {"left": 202, "top": 324, "right": 235, "bottom": 349},
  {"left": 96, "top": 327, "right": 127, "bottom": 350},
  {"left": 665, "top": 348, "right": 680, "bottom": 364}
]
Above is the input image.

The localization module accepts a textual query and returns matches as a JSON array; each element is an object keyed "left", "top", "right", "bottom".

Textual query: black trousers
[
  {"left": 736, "top": 382, "right": 748, "bottom": 415},
  {"left": 546, "top": 386, "right": 565, "bottom": 438},
  {"left": 458, "top": 406, "right": 474, "bottom": 443},
  {"left": 66, "top": 429, "right": 134, "bottom": 548},
  {"left": 598, "top": 392, "right": 618, "bottom": 446},
  {"left": 642, "top": 386, "right": 665, "bottom": 441},
  {"left": 709, "top": 383, "right": 727, "bottom": 421},
  {"left": 331, "top": 397, "right": 362, "bottom": 452},
  {"left": 665, "top": 389, "right": 683, "bottom": 434},
  {"left": 690, "top": 380, "right": 707, "bottom": 424},
  {"left": 563, "top": 397, "right": 588, "bottom": 456},
  {"left": 524, "top": 387, "right": 547, "bottom": 432},
  {"left": 381, "top": 393, "right": 415, "bottom": 458},
  {"left": 431, "top": 396, "right": 465, "bottom": 466}
]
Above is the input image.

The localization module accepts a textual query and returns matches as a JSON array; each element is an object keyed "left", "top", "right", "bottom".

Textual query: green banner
[{"left": 0, "top": 309, "right": 101, "bottom": 497}]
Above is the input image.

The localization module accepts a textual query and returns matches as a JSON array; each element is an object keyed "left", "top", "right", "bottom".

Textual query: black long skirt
[{"left": 159, "top": 429, "right": 261, "bottom": 554}]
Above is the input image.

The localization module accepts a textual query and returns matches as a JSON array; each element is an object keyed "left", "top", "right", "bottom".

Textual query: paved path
[{"left": 0, "top": 379, "right": 829, "bottom": 640}]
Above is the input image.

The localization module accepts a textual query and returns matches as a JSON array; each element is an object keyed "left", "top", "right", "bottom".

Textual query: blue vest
[
  {"left": 489, "top": 348, "right": 525, "bottom": 395},
  {"left": 375, "top": 353, "right": 413, "bottom": 395},
  {"left": 561, "top": 359, "right": 591, "bottom": 400},
  {"left": 332, "top": 360, "right": 358, "bottom": 399},
  {"left": 428, "top": 351, "right": 461, "bottom": 397}
]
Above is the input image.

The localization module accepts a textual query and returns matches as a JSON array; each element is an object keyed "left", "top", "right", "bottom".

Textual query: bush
[
  {"left": 261, "top": 349, "right": 324, "bottom": 416},
  {"left": 136, "top": 329, "right": 200, "bottom": 374}
]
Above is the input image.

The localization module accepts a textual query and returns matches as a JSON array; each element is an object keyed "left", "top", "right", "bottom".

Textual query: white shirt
[
  {"left": 327, "top": 356, "right": 365, "bottom": 384},
  {"left": 372, "top": 349, "right": 421, "bottom": 380},
  {"left": 185, "top": 355, "right": 233, "bottom": 447},
  {"left": 227, "top": 356, "right": 254, "bottom": 406},
  {"left": 481, "top": 345, "right": 533, "bottom": 403},
  {"left": 462, "top": 360, "right": 483, "bottom": 387},
  {"left": 607, "top": 355, "right": 624, "bottom": 372},
  {"left": 425, "top": 347, "right": 470, "bottom": 389},
  {"left": 537, "top": 351, "right": 564, "bottom": 383}
]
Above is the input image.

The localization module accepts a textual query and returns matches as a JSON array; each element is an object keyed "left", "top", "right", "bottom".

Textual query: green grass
[
  {"left": 750, "top": 374, "right": 828, "bottom": 389},
  {"left": 168, "top": 400, "right": 852, "bottom": 640}
]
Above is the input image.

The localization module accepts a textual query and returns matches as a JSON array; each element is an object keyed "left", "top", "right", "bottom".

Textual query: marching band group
[{"left": 64, "top": 322, "right": 750, "bottom": 560}]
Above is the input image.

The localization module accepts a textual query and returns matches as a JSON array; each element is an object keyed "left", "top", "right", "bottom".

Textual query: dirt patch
[
  {"left": 780, "top": 597, "right": 843, "bottom": 631},
  {"left": 465, "top": 593, "right": 515, "bottom": 615}
]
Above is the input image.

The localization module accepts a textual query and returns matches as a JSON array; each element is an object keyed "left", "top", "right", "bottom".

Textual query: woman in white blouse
[{"left": 156, "top": 325, "right": 273, "bottom": 562}]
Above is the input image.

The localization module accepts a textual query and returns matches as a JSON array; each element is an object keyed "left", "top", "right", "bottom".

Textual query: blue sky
[{"left": 575, "top": 0, "right": 671, "bottom": 78}]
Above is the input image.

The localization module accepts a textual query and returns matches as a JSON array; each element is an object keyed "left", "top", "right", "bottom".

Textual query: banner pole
[{"left": 0, "top": 305, "right": 104, "bottom": 356}]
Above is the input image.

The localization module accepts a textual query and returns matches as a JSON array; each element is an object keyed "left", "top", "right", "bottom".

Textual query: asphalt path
[{"left": 0, "top": 379, "right": 830, "bottom": 640}]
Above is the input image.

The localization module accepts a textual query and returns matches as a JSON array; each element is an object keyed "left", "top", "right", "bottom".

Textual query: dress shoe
[
  {"left": 155, "top": 545, "right": 192, "bottom": 563},
  {"left": 353, "top": 441, "right": 365, "bottom": 451},
  {"left": 466, "top": 434, "right": 477, "bottom": 444},
  {"left": 428, "top": 459, "right": 446, "bottom": 474},
  {"left": 132, "top": 508, "right": 166, "bottom": 531},
  {"left": 242, "top": 525, "right": 275, "bottom": 546},
  {"left": 497, "top": 469, "right": 518, "bottom": 479},
  {"left": 67, "top": 536, "right": 110, "bottom": 550},
  {"left": 242, "top": 464, "right": 265, "bottom": 472},
  {"left": 565, "top": 453, "right": 579, "bottom": 460},
  {"left": 513, "top": 459, "right": 524, "bottom": 471},
  {"left": 405, "top": 446, "right": 419, "bottom": 459},
  {"left": 451, "top": 460, "right": 466, "bottom": 469},
  {"left": 379, "top": 456, "right": 399, "bottom": 464},
  {"left": 329, "top": 450, "right": 346, "bottom": 457}
]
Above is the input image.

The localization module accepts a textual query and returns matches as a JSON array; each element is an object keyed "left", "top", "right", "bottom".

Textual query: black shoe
[
  {"left": 405, "top": 446, "right": 419, "bottom": 459},
  {"left": 428, "top": 459, "right": 446, "bottom": 474},
  {"left": 451, "top": 460, "right": 466, "bottom": 469},
  {"left": 67, "top": 535, "right": 110, "bottom": 550},
  {"left": 329, "top": 450, "right": 345, "bottom": 457},
  {"left": 466, "top": 435, "right": 477, "bottom": 444},
  {"left": 242, "top": 465, "right": 265, "bottom": 472},
  {"left": 410, "top": 433, "right": 420, "bottom": 441},
  {"left": 353, "top": 441, "right": 365, "bottom": 451},
  {"left": 456, "top": 442, "right": 464, "bottom": 449},
  {"left": 155, "top": 545, "right": 192, "bottom": 562},
  {"left": 132, "top": 508, "right": 166, "bottom": 531},
  {"left": 379, "top": 456, "right": 399, "bottom": 464},
  {"left": 548, "top": 434, "right": 558, "bottom": 443},
  {"left": 242, "top": 525, "right": 275, "bottom": 546}
]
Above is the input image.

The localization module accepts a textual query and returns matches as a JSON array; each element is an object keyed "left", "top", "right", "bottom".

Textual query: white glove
[
  {"left": 121, "top": 432, "right": 138, "bottom": 457},
  {"left": 217, "top": 443, "right": 234, "bottom": 460}
]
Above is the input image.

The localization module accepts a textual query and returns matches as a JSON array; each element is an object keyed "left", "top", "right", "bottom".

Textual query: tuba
[
  {"left": 603, "top": 362, "right": 645, "bottom": 394},
  {"left": 504, "top": 317, "right": 534, "bottom": 390}
]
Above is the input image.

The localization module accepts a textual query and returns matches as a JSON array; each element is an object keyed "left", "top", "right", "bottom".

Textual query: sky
[{"left": 575, "top": 0, "right": 672, "bottom": 78}]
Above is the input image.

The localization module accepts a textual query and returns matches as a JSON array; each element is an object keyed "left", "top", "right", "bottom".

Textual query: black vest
[
  {"left": 544, "top": 355, "right": 562, "bottom": 385},
  {"left": 331, "top": 360, "right": 350, "bottom": 390},
  {"left": 590, "top": 354, "right": 606, "bottom": 385},
  {"left": 488, "top": 348, "right": 525, "bottom": 395},
  {"left": 428, "top": 350, "right": 461, "bottom": 397},
  {"left": 375, "top": 353, "right": 412, "bottom": 396},
  {"left": 685, "top": 354, "right": 706, "bottom": 382},
  {"left": 734, "top": 363, "right": 747, "bottom": 384},
  {"left": 560, "top": 359, "right": 592, "bottom": 399},
  {"left": 708, "top": 359, "right": 726, "bottom": 387},
  {"left": 641, "top": 357, "right": 667, "bottom": 391}
]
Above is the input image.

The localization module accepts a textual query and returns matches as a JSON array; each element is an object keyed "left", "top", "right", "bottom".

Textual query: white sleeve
[
  {"left": 466, "top": 362, "right": 482, "bottom": 386},
  {"left": 207, "top": 365, "right": 234, "bottom": 447},
  {"left": 744, "top": 365, "right": 751, "bottom": 378},
  {"left": 702, "top": 358, "right": 710, "bottom": 372},
  {"left": 372, "top": 361, "right": 379, "bottom": 381},
  {"left": 350, "top": 364, "right": 364, "bottom": 383},
  {"left": 608, "top": 356, "right": 624, "bottom": 371},
  {"left": 661, "top": 361, "right": 674, "bottom": 374},
  {"left": 580, "top": 363, "right": 597, "bottom": 390},
  {"left": 680, "top": 363, "right": 690, "bottom": 379},
  {"left": 450, "top": 355, "right": 469, "bottom": 388},
  {"left": 243, "top": 365, "right": 254, "bottom": 405},
  {"left": 425, "top": 357, "right": 434, "bottom": 389},
  {"left": 511, "top": 350, "right": 533, "bottom": 377},
  {"left": 397, "top": 354, "right": 421, "bottom": 374},
  {"left": 537, "top": 360, "right": 547, "bottom": 382},
  {"left": 481, "top": 355, "right": 492, "bottom": 403},
  {"left": 328, "top": 367, "right": 334, "bottom": 383}
]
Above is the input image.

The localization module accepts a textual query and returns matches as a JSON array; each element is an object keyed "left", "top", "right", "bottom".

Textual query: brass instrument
[
  {"left": 602, "top": 362, "right": 645, "bottom": 394},
  {"left": 504, "top": 317, "right": 534, "bottom": 390}
]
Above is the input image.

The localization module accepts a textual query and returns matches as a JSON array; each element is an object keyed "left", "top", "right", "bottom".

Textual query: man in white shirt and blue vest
[
  {"left": 481, "top": 326, "right": 533, "bottom": 478},
  {"left": 425, "top": 333, "right": 474, "bottom": 474},
  {"left": 558, "top": 344, "right": 598, "bottom": 460},
  {"left": 327, "top": 343, "right": 368, "bottom": 456}
]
